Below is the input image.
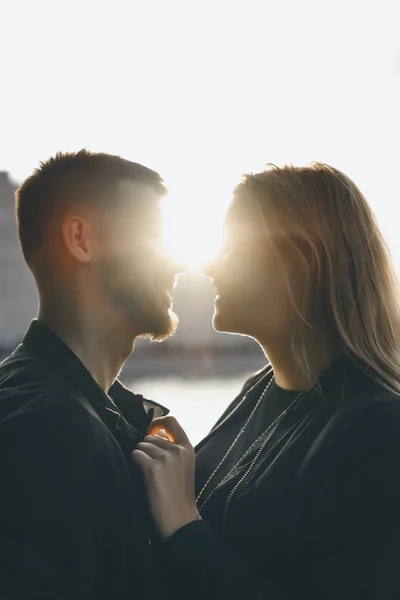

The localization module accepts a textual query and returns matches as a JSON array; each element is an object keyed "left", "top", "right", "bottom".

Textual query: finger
[
  {"left": 148, "top": 416, "right": 191, "bottom": 447},
  {"left": 136, "top": 441, "right": 166, "bottom": 459},
  {"left": 144, "top": 435, "right": 173, "bottom": 450},
  {"left": 155, "top": 429, "right": 169, "bottom": 440},
  {"left": 131, "top": 448, "right": 153, "bottom": 471},
  {"left": 148, "top": 419, "right": 176, "bottom": 442}
]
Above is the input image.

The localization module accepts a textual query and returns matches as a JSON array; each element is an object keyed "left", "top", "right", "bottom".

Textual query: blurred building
[
  {"left": 0, "top": 172, "right": 258, "bottom": 356},
  {"left": 0, "top": 172, "right": 38, "bottom": 349}
]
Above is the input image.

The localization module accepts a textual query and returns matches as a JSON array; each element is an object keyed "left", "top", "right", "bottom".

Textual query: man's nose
[{"left": 170, "top": 257, "right": 190, "bottom": 276}]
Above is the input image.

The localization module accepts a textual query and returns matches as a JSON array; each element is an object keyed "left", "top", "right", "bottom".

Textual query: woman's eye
[{"left": 222, "top": 248, "right": 236, "bottom": 262}]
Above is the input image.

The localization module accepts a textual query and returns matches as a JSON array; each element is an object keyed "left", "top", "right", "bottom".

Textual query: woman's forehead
[
  {"left": 225, "top": 194, "right": 304, "bottom": 242},
  {"left": 225, "top": 201, "right": 270, "bottom": 237}
]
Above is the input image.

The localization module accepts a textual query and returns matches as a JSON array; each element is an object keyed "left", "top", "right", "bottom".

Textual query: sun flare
[{"left": 162, "top": 198, "right": 225, "bottom": 269}]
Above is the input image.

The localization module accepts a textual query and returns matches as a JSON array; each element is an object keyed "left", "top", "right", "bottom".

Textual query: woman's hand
[{"left": 131, "top": 416, "right": 200, "bottom": 540}]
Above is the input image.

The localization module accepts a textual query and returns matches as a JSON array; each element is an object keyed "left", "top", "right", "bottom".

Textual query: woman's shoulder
[
  {"left": 346, "top": 382, "right": 400, "bottom": 440},
  {"left": 322, "top": 360, "right": 400, "bottom": 460}
]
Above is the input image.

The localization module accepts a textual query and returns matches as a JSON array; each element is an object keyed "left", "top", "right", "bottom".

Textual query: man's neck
[{"left": 38, "top": 305, "right": 135, "bottom": 392}]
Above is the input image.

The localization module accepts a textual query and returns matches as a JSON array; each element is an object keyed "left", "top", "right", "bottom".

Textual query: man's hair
[{"left": 15, "top": 149, "right": 167, "bottom": 265}]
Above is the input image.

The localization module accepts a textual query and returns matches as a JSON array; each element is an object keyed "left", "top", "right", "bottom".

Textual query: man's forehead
[
  {"left": 117, "top": 178, "right": 162, "bottom": 205},
  {"left": 115, "top": 178, "right": 163, "bottom": 225}
]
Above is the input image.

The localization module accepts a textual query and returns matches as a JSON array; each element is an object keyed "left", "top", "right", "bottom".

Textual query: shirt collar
[{"left": 22, "top": 320, "right": 169, "bottom": 437}]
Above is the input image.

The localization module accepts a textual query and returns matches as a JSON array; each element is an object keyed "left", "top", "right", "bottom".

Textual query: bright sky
[{"left": 1, "top": 0, "right": 400, "bottom": 267}]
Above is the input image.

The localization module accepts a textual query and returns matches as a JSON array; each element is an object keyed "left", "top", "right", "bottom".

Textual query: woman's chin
[
  {"left": 212, "top": 308, "right": 236, "bottom": 334},
  {"left": 212, "top": 297, "right": 249, "bottom": 334},
  {"left": 212, "top": 302, "right": 253, "bottom": 337}
]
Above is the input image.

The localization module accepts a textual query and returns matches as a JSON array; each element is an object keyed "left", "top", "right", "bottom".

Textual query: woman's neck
[{"left": 258, "top": 337, "right": 332, "bottom": 391}]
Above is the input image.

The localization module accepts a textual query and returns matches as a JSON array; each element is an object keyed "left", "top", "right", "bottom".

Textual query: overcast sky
[{"left": 1, "top": 0, "right": 399, "bottom": 263}]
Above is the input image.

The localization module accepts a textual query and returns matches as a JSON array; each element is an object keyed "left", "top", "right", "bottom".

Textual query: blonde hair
[{"left": 234, "top": 163, "right": 400, "bottom": 394}]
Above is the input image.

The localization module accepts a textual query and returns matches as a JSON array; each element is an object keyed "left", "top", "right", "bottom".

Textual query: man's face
[{"left": 96, "top": 183, "right": 182, "bottom": 340}]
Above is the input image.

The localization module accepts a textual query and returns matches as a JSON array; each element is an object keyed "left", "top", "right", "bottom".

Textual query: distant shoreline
[
  {"left": 1, "top": 348, "right": 266, "bottom": 381},
  {"left": 120, "top": 351, "right": 266, "bottom": 381}
]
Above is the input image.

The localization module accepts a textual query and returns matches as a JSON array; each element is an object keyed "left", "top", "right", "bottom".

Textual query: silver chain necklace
[
  {"left": 196, "top": 372, "right": 275, "bottom": 506},
  {"left": 196, "top": 372, "right": 308, "bottom": 519}
]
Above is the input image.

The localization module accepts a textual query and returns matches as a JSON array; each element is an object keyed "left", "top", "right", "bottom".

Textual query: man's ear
[{"left": 62, "top": 216, "right": 93, "bottom": 264}]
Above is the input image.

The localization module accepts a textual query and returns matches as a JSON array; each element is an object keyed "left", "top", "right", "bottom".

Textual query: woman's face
[{"left": 202, "top": 205, "right": 297, "bottom": 343}]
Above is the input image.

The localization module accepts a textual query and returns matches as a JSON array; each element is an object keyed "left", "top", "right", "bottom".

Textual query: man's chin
[{"left": 138, "top": 309, "right": 179, "bottom": 342}]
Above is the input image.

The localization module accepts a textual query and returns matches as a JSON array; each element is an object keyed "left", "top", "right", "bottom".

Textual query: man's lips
[{"left": 165, "top": 277, "right": 178, "bottom": 294}]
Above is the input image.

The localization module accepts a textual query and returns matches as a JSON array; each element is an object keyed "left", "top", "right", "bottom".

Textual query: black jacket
[
  {"left": 0, "top": 320, "right": 168, "bottom": 600},
  {"left": 163, "top": 357, "right": 400, "bottom": 600}
]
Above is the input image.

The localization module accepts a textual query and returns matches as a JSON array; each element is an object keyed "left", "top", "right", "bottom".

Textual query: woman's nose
[{"left": 201, "top": 257, "right": 217, "bottom": 279}]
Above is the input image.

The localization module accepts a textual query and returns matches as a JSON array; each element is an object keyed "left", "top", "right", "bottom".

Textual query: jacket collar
[
  {"left": 195, "top": 354, "right": 376, "bottom": 452},
  {"left": 22, "top": 320, "right": 169, "bottom": 441}
]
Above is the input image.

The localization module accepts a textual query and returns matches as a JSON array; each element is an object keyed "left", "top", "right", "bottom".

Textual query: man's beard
[
  {"left": 99, "top": 257, "right": 179, "bottom": 341},
  {"left": 139, "top": 309, "right": 179, "bottom": 342}
]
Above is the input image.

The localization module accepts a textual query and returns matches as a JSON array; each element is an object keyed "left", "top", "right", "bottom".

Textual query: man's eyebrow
[{"left": 139, "top": 222, "right": 163, "bottom": 236}]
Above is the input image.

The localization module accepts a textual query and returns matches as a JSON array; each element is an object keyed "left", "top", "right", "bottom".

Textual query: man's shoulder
[
  {"left": 0, "top": 344, "right": 111, "bottom": 448},
  {"left": 1, "top": 341, "right": 54, "bottom": 383},
  {"left": 0, "top": 344, "right": 56, "bottom": 414}
]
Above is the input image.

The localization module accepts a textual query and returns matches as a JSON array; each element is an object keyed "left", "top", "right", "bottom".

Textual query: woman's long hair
[{"left": 233, "top": 163, "right": 400, "bottom": 394}]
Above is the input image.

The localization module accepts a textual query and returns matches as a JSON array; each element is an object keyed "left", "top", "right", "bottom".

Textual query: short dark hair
[{"left": 15, "top": 149, "right": 167, "bottom": 265}]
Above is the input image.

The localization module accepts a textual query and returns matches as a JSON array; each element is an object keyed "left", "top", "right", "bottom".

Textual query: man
[{"left": 0, "top": 150, "right": 182, "bottom": 599}]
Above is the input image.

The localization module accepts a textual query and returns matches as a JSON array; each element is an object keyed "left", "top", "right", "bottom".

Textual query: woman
[{"left": 132, "top": 163, "right": 400, "bottom": 599}]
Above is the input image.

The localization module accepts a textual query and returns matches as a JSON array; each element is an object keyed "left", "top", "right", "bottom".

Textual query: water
[{"left": 126, "top": 376, "right": 246, "bottom": 445}]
